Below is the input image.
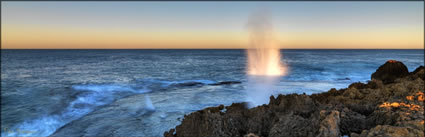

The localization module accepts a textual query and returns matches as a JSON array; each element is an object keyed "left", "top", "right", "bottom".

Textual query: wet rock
[
  {"left": 163, "top": 129, "right": 175, "bottom": 137},
  {"left": 172, "top": 82, "right": 204, "bottom": 87},
  {"left": 371, "top": 60, "right": 409, "bottom": 84},
  {"left": 337, "top": 78, "right": 351, "bottom": 80},
  {"left": 172, "top": 81, "right": 242, "bottom": 87},
  {"left": 208, "top": 81, "right": 242, "bottom": 86}
]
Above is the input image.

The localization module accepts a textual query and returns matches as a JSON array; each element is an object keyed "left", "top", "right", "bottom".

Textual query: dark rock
[
  {"left": 410, "top": 66, "right": 425, "bottom": 80},
  {"left": 172, "top": 81, "right": 242, "bottom": 87},
  {"left": 208, "top": 81, "right": 242, "bottom": 86},
  {"left": 371, "top": 60, "right": 409, "bottom": 84},
  {"left": 337, "top": 78, "right": 350, "bottom": 80},
  {"left": 269, "top": 113, "right": 319, "bottom": 137},
  {"left": 269, "top": 94, "right": 317, "bottom": 117},
  {"left": 165, "top": 61, "right": 424, "bottom": 137},
  {"left": 412, "top": 66, "right": 424, "bottom": 75},
  {"left": 339, "top": 108, "right": 367, "bottom": 134},
  {"left": 163, "top": 129, "right": 175, "bottom": 137},
  {"left": 172, "top": 82, "right": 205, "bottom": 87}
]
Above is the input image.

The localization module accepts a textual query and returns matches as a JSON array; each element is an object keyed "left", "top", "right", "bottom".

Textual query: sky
[{"left": 1, "top": 1, "right": 424, "bottom": 49}]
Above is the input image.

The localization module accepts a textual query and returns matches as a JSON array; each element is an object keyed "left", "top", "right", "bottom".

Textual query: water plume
[
  {"left": 145, "top": 95, "right": 156, "bottom": 111},
  {"left": 245, "top": 8, "right": 287, "bottom": 108}
]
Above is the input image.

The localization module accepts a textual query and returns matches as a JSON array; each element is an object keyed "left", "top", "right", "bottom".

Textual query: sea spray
[
  {"left": 245, "top": 8, "right": 287, "bottom": 108},
  {"left": 144, "top": 95, "right": 156, "bottom": 111},
  {"left": 246, "top": 76, "right": 281, "bottom": 107}
]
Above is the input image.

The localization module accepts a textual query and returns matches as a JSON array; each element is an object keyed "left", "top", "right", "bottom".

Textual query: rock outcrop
[
  {"left": 371, "top": 60, "right": 409, "bottom": 84},
  {"left": 165, "top": 61, "right": 424, "bottom": 137}
]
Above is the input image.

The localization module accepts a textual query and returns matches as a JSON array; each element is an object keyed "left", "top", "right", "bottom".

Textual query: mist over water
[
  {"left": 245, "top": 76, "right": 280, "bottom": 107},
  {"left": 245, "top": 9, "right": 287, "bottom": 107}
]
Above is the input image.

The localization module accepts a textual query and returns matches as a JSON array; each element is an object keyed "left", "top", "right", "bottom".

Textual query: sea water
[{"left": 1, "top": 49, "right": 423, "bottom": 136}]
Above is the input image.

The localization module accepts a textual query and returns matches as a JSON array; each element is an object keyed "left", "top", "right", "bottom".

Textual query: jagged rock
[
  {"left": 164, "top": 62, "right": 425, "bottom": 137},
  {"left": 268, "top": 113, "right": 319, "bottom": 137},
  {"left": 339, "top": 108, "right": 367, "bottom": 134},
  {"left": 317, "top": 110, "right": 341, "bottom": 137},
  {"left": 269, "top": 94, "right": 317, "bottom": 117},
  {"left": 351, "top": 125, "right": 424, "bottom": 137},
  {"left": 371, "top": 60, "right": 409, "bottom": 84}
]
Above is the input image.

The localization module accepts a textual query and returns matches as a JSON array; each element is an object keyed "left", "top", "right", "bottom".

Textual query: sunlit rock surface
[{"left": 164, "top": 61, "right": 424, "bottom": 137}]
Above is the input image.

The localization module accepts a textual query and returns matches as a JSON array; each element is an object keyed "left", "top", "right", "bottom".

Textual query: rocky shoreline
[{"left": 164, "top": 60, "right": 424, "bottom": 137}]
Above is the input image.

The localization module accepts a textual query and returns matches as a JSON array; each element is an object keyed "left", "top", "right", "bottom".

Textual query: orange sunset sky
[{"left": 1, "top": 2, "right": 424, "bottom": 49}]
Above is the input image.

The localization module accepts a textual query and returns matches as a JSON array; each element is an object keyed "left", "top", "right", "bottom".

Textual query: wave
[
  {"left": 1, "top": 84, "right": 149, "bottom": 137},
  {"left": 137, "top": 79, "right": 215, "bottom": 87},
  {"left": 72, "top": 84, "right": 148, "bottom": 93},
  {"left": 1, "top": 79, "right": 217, "bottom": 137}
]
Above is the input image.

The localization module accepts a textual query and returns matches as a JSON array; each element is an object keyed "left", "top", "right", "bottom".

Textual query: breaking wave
[{"left": 1, "top": 79, "right": 219, "bottom": 137}]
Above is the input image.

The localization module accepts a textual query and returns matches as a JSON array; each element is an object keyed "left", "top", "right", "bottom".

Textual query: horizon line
[{"left": 1, "top": 48, "right": 424, "bottom": 50}]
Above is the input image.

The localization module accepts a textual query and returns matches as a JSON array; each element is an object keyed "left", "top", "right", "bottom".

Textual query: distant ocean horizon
[
  {"left": 1, "top": 49, "right": 424, "bottom": 137},
  {"left": 1, "top": 48, "right": 424, "bottom": 50}
]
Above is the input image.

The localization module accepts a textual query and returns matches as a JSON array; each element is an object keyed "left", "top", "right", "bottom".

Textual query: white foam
[
  {"left": 1, "top": 115, "right": 63, "bottom": 137},
  {"left": 159, "top": 112, "right": 167, "bottom": 119},
  {"left": 2, "top": 79, "right": 214, "bottom": 136},
  {"left": 72, "top": 84, "right": 149, "bottom": 93},
  {"left": 1, "top": 84, "right": 150, "bottom": 137}
]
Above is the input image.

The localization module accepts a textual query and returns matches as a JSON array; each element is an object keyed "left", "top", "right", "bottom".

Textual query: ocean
[{"left": 1, "top": 49, "right": 424, "bottom": 137}]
